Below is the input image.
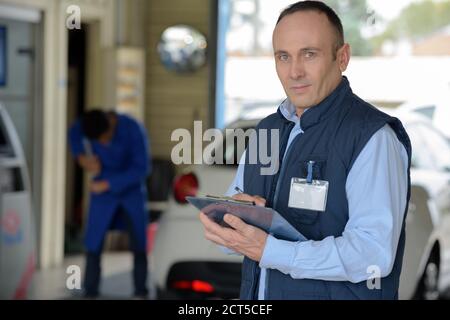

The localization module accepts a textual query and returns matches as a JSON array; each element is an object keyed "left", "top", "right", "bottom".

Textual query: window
[
  {"left": 413, "top": 105, "right": 436, "bottom": 120},
  {"left": 0, "top": 114, "right": 13, "bottom": 156}
]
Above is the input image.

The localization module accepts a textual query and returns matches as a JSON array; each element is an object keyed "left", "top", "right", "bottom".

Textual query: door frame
[{"left": 0, "top": 0, "right": 115, "bottom": 268}]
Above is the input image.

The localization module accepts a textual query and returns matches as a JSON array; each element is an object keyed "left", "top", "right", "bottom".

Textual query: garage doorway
[{"left": 65, "top": 24, "right": 87, "bottom": 255}]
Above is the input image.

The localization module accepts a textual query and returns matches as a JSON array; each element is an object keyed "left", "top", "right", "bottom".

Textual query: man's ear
[{"left": 338, "top": 43, "right": 351, "bottom": 72}]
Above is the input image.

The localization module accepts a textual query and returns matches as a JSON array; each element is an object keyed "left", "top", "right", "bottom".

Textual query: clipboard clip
[{"left": 205, "top": 195, "right": 256, "bottom": 206}]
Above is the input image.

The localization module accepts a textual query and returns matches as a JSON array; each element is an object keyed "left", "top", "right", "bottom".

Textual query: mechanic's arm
[
  {"left": 106, "top": 124, "right": 151, "bottom": 195},
  {"left": 68, "top": 121, "right": 101, "bottom": 175},
  {"left": 260, "top": 125, "right": 409, "bottom": 283}
]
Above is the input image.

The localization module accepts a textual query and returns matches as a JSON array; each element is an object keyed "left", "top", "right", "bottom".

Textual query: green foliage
[
  {"left": 326, "top": 0, "right": 374, "bottom": 56},
  {"left": 371, "top": 0, "right": 450, "bottom": 52}
]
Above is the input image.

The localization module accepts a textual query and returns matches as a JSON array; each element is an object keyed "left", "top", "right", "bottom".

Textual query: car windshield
[
  {"left": 413, "top": 105, "right": 436, "bottom": 120},
  {"left": 209, "top": 126, "right": 255, "bottom": 167},
  {"left": 414, "top": 123, "right": 450, "bottom": 172}
]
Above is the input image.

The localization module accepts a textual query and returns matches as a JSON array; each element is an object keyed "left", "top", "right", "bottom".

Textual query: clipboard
[{"left": 187, "top": 196, "right": 306, "bottom": 242}]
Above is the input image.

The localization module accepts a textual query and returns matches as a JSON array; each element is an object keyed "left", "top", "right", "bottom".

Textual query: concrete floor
[
  {"left": 26, "top": 251, "right": 450, "bottom": 300},
  {"left": 28, "top": 251, "right": 156, "bottom": 300}
]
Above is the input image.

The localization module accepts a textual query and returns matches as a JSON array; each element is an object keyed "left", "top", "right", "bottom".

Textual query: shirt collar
[
  {"left": 279, "top": 99, "right": 309, "bottom": 123},
  {"left": 277, "top": 76, "right": 351, "bottom": 131}
]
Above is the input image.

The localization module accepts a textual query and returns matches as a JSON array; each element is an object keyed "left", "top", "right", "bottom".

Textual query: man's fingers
[
  {"left": 199, "top": 212, "right": 242, "bottom": 245},
  {"left": 253, "top": 196, "right": 266, "bottom": 207},
  {"left": 223, "top": 214, "right": 249, "bottom": 233},
  {"left": 199, "top": 212, "right": 235, "bottom": 247},
  {"left": 199, "top": 212, "right": 228, "bottom": 236},
  {"left": 199, "top": 212, "right": 218, "bottom": 230},
  {"left": 204, "top": 230, "right": 227, "bottom": 246},
  {"left": 232, "top": 193, "right": 255, "bottom": 202},
  {"left": 232, "top": 194, "right": 266, "bottom": 207},
  {"left": 90, "top": 183, "right": 99, "bottom": 193}
]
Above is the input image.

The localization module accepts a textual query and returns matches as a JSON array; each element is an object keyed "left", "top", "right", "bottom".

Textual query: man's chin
[{"left": 290, "top": 99, "right": 313, "bottom": 110}]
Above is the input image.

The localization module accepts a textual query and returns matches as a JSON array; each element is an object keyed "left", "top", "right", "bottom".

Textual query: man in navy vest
[{"left": 199, "top": 1, "right": 412, "bottom": 300}]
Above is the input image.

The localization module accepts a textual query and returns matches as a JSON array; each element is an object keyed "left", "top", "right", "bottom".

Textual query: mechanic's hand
[
  {"left": 199, "top": 209, "right": 268, "bottom": 262},
  {"left": 90, "top": 180, "right": 110, "bottom": 194},
  {"left": 78, "top": 155, "right": 101, "bottom": 175}
]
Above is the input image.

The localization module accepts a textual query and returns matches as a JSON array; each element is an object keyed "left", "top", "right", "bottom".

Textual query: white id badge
[{"left": 288, "top": 178, "right": 329, "bottom": 212}]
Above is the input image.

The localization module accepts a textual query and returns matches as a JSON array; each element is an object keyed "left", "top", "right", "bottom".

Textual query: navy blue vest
[{"left": 241, "top": 77, "right": 412, "bottom": 300}]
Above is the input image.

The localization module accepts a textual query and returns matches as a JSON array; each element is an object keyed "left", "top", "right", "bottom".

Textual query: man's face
[
  {"left": 97, "top": 131, "right": 113, "bottom": 145},
  {"left": 97, "top": 127, "right": 114, "bottom": 145},
  {"left": 96, "top": 115, "right": 115, "bottom": 145},
  {"left": 273, "top": 11, "right": 350, "bottom": 111}
]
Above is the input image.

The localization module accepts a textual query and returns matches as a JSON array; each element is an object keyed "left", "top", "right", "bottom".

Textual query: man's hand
[
  {"left": 198, "top": 194, "right": 268, "bottom": 262},
  {"left": 77, "top": 155, "right": 101, "bottom": 175},
  {"left": 90, "top": 180, "right": 110, "bottom": 194},
  {"left": 232, "top": 193, "right": 266, "bottom": 207}
]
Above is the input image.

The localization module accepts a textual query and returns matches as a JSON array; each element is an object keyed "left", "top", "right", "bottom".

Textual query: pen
[
  {"left": 234, "top": 186, "right": 244, "bottom": 194},
  {"left": 234, "top": 186, "right": 256, "bottom": 205}
]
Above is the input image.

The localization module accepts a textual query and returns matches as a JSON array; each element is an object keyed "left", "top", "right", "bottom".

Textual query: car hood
[{"left": 410, "top": 168, "right": 450, "bottom": 198}]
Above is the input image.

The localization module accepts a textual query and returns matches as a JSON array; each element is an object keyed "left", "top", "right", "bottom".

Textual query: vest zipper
[
  {"left": 266, "top": 122, "right": 295, "bottom": 208},
  {"left": 262, "top": 122, "right": 301, "bottom": 300},
  {"left": 272, "top": 132, "right": 304, "bottom": 209}
]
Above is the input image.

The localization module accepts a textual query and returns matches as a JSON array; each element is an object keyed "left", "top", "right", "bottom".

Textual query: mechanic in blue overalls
[{"left": 68, "top": 109, "right": 151, "bottom": 298}]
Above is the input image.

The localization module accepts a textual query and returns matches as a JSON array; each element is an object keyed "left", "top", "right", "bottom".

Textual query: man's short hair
[
  {"left": 81, "top": 109, "right": 110, "bottom": 140},
  {"left": 277, "top": 1, "right": 345, "bottom": 56}
]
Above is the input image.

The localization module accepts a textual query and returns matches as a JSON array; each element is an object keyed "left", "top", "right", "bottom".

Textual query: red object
[
  {"left": 1, "top": 210, "right": 21, "bottom": 235},
  {"left": 172, "top": 280, "right": 214, "bottom": 293},
  {"left": 173, "top": 173, "right": 198, "bottom": 204},
  {"left": 13, "top": 253, "right": 35, "bottom": 300},
  {"left": 191, "top": 280, "right": 214, "bottom": 293},
  {"left": 172, "top": 280, "right": 191, "bottom": 290},
  {"left": 146, "top": 222, "right": 158, "bottom": 254}
]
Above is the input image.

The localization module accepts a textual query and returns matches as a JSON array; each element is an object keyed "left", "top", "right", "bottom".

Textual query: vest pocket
[
  {"left": 286, "top": 155, "right": 327, "bottom": 226},
  {"left": 297, "top": 156, "right": 327, "bottom": 179},
  {"left": 289, "top": 207, "right": 320, "bottom": 225}
]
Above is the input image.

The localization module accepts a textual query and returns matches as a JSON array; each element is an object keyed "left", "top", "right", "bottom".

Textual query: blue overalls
[{"left": 68, "top": 113, "right": 151, "bottom": 296}]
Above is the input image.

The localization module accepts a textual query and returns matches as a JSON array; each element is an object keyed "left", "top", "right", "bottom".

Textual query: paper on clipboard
[{"left": 187, "top": 196, "right": 306, "bottom": 242}]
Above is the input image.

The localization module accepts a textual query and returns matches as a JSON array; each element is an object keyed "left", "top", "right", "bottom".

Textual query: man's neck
[
  {"left": 296, "top": 107, "right": 308, "bottom": 118},
  {"left": 295, "top": 77, "right": 344, "bottom": 118},
  {"left": 108, "top": 112, "right": 118, "bottom": 131}
]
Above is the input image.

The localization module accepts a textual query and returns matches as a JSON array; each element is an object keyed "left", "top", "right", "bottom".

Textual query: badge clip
[{"left": 306, "top": 161, "right": 315, "bottom": 184}]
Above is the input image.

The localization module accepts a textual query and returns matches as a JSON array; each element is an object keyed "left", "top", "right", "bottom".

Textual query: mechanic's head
[
  {"left": 273, "top": 1, "right": 351, "bottom": 111},
  {"left": 81, "top": 109, "right": 114, "bottom": 144}
]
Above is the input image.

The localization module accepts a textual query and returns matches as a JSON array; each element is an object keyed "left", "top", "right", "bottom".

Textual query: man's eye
[
  {"left": 304, "top": 51, "right": 316, "bottom": 59},
  {"left": 278, "top": 54, "right": 289, "bottom": 62}
]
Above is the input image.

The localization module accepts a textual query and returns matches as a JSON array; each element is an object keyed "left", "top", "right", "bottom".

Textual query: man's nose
[{"left": 289, "top": 58, "right": 306, "bottom": 80}]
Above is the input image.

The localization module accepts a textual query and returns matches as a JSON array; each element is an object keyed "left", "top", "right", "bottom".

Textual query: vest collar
[{"left": 277, "top": 76, "right": 352, "bottom": 131}]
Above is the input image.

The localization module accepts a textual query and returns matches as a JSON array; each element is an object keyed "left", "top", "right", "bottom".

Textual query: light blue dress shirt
[{"left": 224, "top": 100, "right": 409, "bottom": 300}]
